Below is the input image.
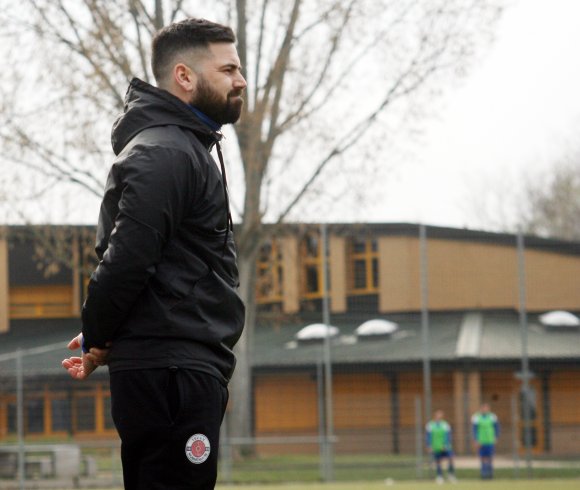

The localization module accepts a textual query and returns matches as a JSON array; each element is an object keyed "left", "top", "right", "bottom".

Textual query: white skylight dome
[
  {"left": 296, "top": 323, "right": 339, "bottom": 341},
  {"left": 539, "top": 310, "right": 580, "bottom": 328},
  {"left": 356, "top": 319, "right": 399, "bottom": 337}
]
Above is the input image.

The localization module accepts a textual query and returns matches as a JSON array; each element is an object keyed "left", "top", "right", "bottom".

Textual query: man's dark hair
[{"left": 152, "top": 18, "right": 236, "bottom": 84}]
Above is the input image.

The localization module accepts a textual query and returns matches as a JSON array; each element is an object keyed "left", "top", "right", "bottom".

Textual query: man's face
[{"left": 189, "top": 43, "right": 247, "bottom": 125}]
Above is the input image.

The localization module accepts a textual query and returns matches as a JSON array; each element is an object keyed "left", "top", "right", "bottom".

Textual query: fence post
[
  {"left": 320, "top": 223, "right": 334, "bottom": 482},
  {"left": 16, "top": 348, "right": 25, "bottom": 490},
  {"left": 419, "top": 225, "right": 432, "bottom": 424},
  {"left": 316, "top": 360, "right": 326, "bottom": 480},
  {"left": 415, "top": 395, "right": 423, "bottom": 479},
  {"left": 516, "top": 232, "right": 533, "bottom": 478},
  {"left": 219, "top": 413, "right": 232, "bottom": 483},
  {"left": 511, "top": 394, "right": 520, "bottom": 478}
]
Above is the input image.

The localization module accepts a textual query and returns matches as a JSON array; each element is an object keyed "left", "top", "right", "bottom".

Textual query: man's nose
[{"left": 234, "top": 73, "right": 247, "bottom": 90}]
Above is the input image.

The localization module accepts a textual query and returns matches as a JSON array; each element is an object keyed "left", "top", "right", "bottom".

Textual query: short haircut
[{"left": 151, "top": 18, "right": 236, "bottom": 84}]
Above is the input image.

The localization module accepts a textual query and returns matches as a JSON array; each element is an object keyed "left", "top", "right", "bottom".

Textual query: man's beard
[{"left": 190, "top": 76, "right": 243, "bottom": 125}]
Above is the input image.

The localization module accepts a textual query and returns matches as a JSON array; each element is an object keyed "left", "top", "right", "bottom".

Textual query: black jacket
[{"left": 81, "top": 78, "right": 245, "bottom": 384}]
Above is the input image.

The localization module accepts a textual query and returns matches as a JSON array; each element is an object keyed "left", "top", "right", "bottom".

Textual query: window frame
[{"left": 348, "top": 237, "right": 379, "bottom": 295}]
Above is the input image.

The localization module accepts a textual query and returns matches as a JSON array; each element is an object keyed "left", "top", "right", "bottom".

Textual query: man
[
  {"left": 472, "top": 402, "right": 500, "bottom": 479},
  {"left": 425, "top": 409, "right": 457, "bottom": 484},
  {"left": 62, "top": 18, "right": 246, "bottom": 490}
]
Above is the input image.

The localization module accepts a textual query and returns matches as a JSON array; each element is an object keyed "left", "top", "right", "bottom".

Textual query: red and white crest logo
[{"left": 185, "top": 434, "right": 211, "bottom": 464}]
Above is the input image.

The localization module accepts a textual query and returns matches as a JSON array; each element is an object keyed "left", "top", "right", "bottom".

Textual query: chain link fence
[
  {"left": 2, "top": 226, "right": 580, "bottom": 487},
  {"left": 2, "top": 334, "right": 580, "bottom": 487}
]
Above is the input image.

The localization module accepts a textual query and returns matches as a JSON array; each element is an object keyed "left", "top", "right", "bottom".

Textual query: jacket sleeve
[{"left": 81, "top": 145, "right": 196, "bottom": 349}]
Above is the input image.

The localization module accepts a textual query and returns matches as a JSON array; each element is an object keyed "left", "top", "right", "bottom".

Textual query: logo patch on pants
[{"left": 185, "top": 434, "right": 211, "bottom": 464}]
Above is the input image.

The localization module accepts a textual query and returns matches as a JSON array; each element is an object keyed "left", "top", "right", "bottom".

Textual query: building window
[
  {"left": 301, "top": 232, "right": 327, "bottom": 298},
  {"left": 256, "top": 239, "right": 284, "bottom": 303},
  {"left": 7, "top": 402, "right": 17, "bottom": 435},
  {"left": 73, "top": 395, "right": 96, "bottom": 432},
  {"left": 103, "top": 396, "right": 115, "bottom": 431},
  {"left": 0, "top": 384, "right": 117, "bottom": 440},
  {"left": 70, "top": 384, "right": 116, "bottom": 436},
  {"left": 51, "top": 398, "right": 72, "bottom": 433},
  {"left": 26, "top": 398, "right": 45, "bottom": 434},
  {"left": 348, "top": 237, "right": 379, "bottom": 294}
]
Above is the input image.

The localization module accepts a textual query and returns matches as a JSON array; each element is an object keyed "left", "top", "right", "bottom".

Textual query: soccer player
[
  {"left": 426, "top": 409, "right": 457, "bottom": 484},
  {"left": 472, "top": 402, "right": 500, "bottom": 479}
]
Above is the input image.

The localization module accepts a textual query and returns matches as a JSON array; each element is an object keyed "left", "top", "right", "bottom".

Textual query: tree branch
[
  {"left": 27, "top": 0, "right": 125, "bottom": 107},
  {"left": 169, "top": 0, "right": 186, "bottom": 23},
  {"left": 253, "top": 0, "right": 269, "bottom": 108},
  {"left": 259, "top": 0, "right": 301, "bottom": 168},
  {"left": 129, "top": 1, "right": 151, "bottom": 82},
  {"left": 85, "top": 0, "right": 133, "bottom": 79},
  {"left": 275, "top": 43, "right": 446, "bottom": 223},
  {"left": 2, "top": 123, "right": 104, "bottom": 196}
]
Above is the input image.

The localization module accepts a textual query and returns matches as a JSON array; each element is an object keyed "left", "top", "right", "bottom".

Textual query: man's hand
[{"left": 62, "top": 333, "right": 111, "bottom": 380}]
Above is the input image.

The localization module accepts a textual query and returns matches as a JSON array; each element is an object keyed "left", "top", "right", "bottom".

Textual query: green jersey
[
  {"left": 472, "top": 412, "right": 499, "bottom": 445},
  {"left": 426, "top": 420, "right": 452, "bottom": 452}
]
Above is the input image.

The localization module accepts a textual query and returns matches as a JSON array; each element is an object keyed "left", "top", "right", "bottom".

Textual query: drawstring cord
[{"left": 215, "top": 140, "right": 233, "bottom": 253}]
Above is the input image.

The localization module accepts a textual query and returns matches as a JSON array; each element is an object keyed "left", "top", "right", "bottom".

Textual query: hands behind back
[{"left": 61, "top": 333, "right": 111, "bottom": 380}]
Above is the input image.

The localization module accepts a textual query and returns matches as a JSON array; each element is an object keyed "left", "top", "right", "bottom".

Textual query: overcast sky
[
  {"left": 360, "top": 0, "right": 580, "bottom": 230},
  {"left": 2, "top": 0, "right": 580, "bottom": 230}
]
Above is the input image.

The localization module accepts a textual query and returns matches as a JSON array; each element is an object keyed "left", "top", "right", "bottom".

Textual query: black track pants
[{"left": 110, "top": 368, "right": 228, "bottom": 490}]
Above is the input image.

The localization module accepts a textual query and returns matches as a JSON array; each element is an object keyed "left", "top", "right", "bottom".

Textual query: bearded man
[{"left": 62, "top": 18, "right": 246, "bottom": 490}]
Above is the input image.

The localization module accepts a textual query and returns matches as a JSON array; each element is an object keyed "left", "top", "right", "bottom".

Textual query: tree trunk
[{"left": 228, "top": 230, "right": 260, "bottom": 456}]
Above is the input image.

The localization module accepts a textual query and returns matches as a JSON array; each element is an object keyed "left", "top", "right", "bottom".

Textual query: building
[{"left": 1, "top": 223, "right": 579, "bottom": 454}]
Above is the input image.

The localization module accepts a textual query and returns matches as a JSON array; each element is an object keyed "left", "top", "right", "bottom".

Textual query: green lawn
[
  {"left": 215, "top": 453, "right": 580, "bottom": 484},
  {"left": 215, "top": 480, "right": 580, "bottom": 490},
  {"left": 93, "top": 481, "right": 580, "bottom": 490}
]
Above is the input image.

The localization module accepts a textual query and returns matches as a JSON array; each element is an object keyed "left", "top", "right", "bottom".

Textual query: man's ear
[{"left": 173, "top": 63, "right": 197, "bottom": 94}]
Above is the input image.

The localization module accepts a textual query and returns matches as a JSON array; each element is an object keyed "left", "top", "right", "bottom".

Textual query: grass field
[
  {"left": 215, "top": 480, "right": 580, "bottom": 490},
  {"left": 92, "top": 481, "right": 579, "bottom": 490}
]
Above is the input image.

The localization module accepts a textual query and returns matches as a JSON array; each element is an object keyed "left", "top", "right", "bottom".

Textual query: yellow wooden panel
[
  {"left": 398, "top": 372, "right": 422, "bottom": 426},
  {"left": 329, "top": 236, "right": 347, "bottom": 313},
  {"left": 526, "top": 250, "right": 580, "bottom": 310},
  {"left": 550, "top": 371, "right": 580, "bottom": 424},
  {"left": 281, "top": 236, "right": 300, "bottom": 313},
  {"left": 398, "top": 372, "right": 454, "bottom": 426},
  {"left": 431, "top": 372, "right": 454, "bottom": 422},
  {"left": 481, "top": 371, "right": 515, "bottom": 425},
  {"left": 9, "top": 285, "right": 74, "bottom": 318},
  {"left": 378, "top": 237, "right": 421, "bottom": 312},
  {"left": 0, "top": 236, "right": 8, "bottom": 332},
  {"left": 0, "top": 398, "right": 7, "bottom": 440},
  {"left": 255, "top": 375, "right": 318, "bottom": 432},
  {"left": 428, "top": 239, "right": 518, "bottom": 310},
  {"left": 333, "top": 374, "right": 390, "bottom": 429},
  {"left": 378, "top": 234, "right": 580, "bottom": 313}
]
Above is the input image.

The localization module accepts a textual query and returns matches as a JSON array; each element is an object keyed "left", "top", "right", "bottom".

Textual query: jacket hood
[{"left": 111, "top": 78, "right": 220, "bottom": 155}]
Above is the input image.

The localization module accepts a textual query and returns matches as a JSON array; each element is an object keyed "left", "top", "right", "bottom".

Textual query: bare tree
[
  {"left": 0, "top": 0, "right": 503, "bottom": 443},
  {"left": 520, "top": 156, "right": 580, "bottom": 241}
]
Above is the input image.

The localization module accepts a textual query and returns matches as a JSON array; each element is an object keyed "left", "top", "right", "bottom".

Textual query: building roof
[
  {"left": 267, "top": 222, "right": 580, "bottom": 257},
  {"left": 5, "top": 222, "right": 580, "bottom": 257},
  {"left": 1, "top": 311, "right": 579, "bottom": 378},
  {"left": 0, "top": 319, "right": 105, "bottom": 378},
  {"left": 253, "top": 310, "right": 580, "bottom": 369}
]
